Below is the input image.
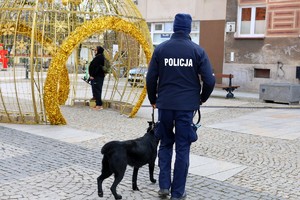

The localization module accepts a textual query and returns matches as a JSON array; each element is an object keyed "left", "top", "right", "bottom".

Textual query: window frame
[{"left": 236, "top": 5, "right": 266, "bottom": 38}]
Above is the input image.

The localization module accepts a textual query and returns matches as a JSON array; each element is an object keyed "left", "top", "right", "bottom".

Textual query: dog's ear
[
  {"left": 147, "top": 121, "right": 153, "bottom": 126},
  {"left": 147, "top": 121, "right": 155, "bottom": 133}
]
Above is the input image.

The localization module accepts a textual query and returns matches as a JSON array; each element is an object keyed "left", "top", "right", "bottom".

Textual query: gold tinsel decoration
[
  {"left": 44, "top": 16, "right": 152, "bottom": 125},
  {"left": 62, "top": 0, "right": 82, "bottom": 6},
  {"left": 0, "top": 23, "right": 56, "bottom": 55}
]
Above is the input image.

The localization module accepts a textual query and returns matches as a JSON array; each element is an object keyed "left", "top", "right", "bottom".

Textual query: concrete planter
[{"left": 259, "top": 83, "right": 300, "bottom": 105}]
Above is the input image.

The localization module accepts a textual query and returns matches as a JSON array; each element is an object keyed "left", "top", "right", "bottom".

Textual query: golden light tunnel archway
[{"left": 44, "top": 16, "right": 152, "bottom": 125}]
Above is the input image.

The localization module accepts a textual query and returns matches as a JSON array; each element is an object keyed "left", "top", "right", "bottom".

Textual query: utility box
[
  {"left": 296, "top": 66, "right": 300, "bottom": 79},
  {"left": 259, "top": 83, "right": 300, "bottom": 105}
]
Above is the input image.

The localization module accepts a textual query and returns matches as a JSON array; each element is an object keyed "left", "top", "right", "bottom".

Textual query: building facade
[
  {"left": 136, "top": 0, "right": 227, "bottom": 80},
  {"left": 224, "top": 0, "right": 300, "bottom": 91},
  {"left": 136, "top": 0, "right": 300, "bottom": 92}
]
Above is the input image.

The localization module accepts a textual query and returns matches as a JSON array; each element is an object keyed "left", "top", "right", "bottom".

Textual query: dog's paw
[
  {"left": 115, "top": 194, "right": 122, "bottom": 199},
  {"left": 133, "top": 186, "right": 140, "bottom": 191},
  {"left": 132, "top": 183, "right": 140, "bottom": 191},
  {"left": 98, "top": 192, "right": 103, "bottom": 197},
  {"left": 150, "top": 178, "right": 156, "bottom": 183}
]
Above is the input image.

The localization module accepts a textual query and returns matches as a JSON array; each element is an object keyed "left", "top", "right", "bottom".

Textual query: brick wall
[
  {"left": 240, "top": 0, "right": 266, "bottom": 4},
  {"left": 267, "top": 0, "right": 300, "bottom": 37},
  {"left": 239, "top": 0, "right": 300, "bottom": 37}
]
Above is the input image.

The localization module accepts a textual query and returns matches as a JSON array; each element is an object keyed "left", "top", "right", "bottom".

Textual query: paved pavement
[{"left": 0, "top": 89, "right": 299, "bottom": 200}]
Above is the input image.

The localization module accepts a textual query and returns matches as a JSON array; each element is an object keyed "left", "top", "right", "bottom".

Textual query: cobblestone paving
[{"left": 0, "top": 98, "right": 299, "bottom": 200}]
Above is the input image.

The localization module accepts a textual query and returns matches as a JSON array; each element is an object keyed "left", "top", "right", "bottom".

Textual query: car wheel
[{"left": 130, "top": 83, "right": 137, "bottom": 87}]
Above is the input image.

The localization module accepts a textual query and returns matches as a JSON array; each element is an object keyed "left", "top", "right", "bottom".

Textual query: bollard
[{"left": 25, "top": 64, "right": 29, "bottom": 79}]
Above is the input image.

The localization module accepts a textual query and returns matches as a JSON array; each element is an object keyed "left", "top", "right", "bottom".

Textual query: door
[{"left": 200, "top": 20, "right": 225, "bottom": 83}]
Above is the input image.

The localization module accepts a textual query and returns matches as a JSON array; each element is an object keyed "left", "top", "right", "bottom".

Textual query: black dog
[{"left": 97, "top": 121, "right": 158, "bottom": 199}]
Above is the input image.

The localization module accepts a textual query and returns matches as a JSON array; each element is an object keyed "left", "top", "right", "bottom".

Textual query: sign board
[
  {"left": 161, "top": 34, "right": 171, "bottom": 38},
  {"left": 113, "top": 44, "right": 118, "bottom": 58},
  {"left": 226, "top": 22, "right": 236, "bottom": 32}
]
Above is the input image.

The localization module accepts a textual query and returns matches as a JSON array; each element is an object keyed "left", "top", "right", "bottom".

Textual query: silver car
[{"left": 128, "top": 67, "right": 148, "bottom": 86}]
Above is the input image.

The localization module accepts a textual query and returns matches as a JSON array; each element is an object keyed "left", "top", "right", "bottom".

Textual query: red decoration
[{"left": 0, "top": 44, "right": 9, "bottom": 69}]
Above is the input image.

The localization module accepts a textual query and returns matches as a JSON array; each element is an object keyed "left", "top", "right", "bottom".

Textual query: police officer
[{"left": 146, "top": 13, "right": 215, "bottom": 200}]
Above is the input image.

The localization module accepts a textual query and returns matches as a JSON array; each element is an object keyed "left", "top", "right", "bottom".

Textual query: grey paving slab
[
  {"left": 207, "top": 109, "right": 300, "bottom": 140},
  {"left": 0, "top": 124, "right": 103, "bottom": 143}
]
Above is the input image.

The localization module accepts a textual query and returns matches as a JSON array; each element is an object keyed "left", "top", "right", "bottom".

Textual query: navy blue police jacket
[{"left": 146, "top": 31, "right": 215, "bottom": 111}]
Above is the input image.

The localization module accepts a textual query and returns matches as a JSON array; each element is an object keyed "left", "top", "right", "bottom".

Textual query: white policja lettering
[{"left": 164, "top": 58, "right": 193, "bottom": 67}]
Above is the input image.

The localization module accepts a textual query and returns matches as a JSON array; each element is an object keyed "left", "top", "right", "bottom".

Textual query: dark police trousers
[{"left": 156, "top": 109, "right": 197, "bottom": 198}]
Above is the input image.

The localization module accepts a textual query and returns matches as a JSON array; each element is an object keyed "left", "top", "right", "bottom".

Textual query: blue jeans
[
  {"left": 91, "top": 77, "right": 104, "bottom": 106},
  {"left": 156, "top": 109, "right": 196, "bottom": 198}
]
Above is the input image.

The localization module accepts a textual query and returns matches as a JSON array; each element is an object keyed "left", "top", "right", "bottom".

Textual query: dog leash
[
  {"left": 151, "top": 108, "right": 155, "bottom": 124},
  {"left": 193, "top": 109, "right": 201, "bottom": 129}
]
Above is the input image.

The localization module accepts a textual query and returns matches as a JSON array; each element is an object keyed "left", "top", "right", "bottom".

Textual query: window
[
  {"left": 164, "top": 23, "right": 173, "bottom": 32},
  {"left": 147, "top": 23, "right": 151, "bottom": 32},
  {"left": 151, "top": 23, "right": 169, "bottom": 45},
  {"left": 154, "top": 23, "right": 163, "bottom": 31},
  {"left": 237, "top": 6, "right": 266, "bottom": 38},
  {"left": 191, "top": 21, "right": 200, "bottom": 32},
  {"left": 150, "top": 21, "right": 200, "bottom": 45},
  {"left": 153, "top": 33, "right": 171, "bottom": 44},
  {"left": 254, "top": 68, "right": 270, "bottom": 78}
]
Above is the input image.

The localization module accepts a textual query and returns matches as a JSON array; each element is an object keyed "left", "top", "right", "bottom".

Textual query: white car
[{"left": 128, "top": 67, "right": 148, "bottom": 86}]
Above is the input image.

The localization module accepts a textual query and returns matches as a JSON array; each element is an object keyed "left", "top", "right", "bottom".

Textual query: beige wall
[{"left": 136, "top": 0, "right": 227, "bottom": 22}]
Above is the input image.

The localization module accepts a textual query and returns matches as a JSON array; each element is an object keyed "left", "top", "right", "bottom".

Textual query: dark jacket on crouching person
[
  {"left": 89, "top": 46, "right": 106, "bottom": 109},
  {"left": 89, "top": 47, "right": 106, "bottom": 79}
]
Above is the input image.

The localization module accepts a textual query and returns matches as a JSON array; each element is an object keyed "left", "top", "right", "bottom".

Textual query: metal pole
[{"left": 25, "top": 63, "right": 29, "bottom": 79}]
